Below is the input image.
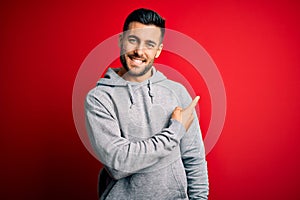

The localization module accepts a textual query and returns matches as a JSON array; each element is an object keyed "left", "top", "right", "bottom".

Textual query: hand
[
  {"left": 171, "top": 96, "right": 200, "bottom": 131},
  {"left": 171, "top": 107, "right": 183, "bottom": 123}
]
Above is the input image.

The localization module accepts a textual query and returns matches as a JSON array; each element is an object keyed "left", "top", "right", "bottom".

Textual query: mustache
[{"left": 128, "top": 53, "right": 146, "bottom": 61}]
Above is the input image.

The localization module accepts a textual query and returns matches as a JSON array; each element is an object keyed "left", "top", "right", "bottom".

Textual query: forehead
[{"left": 125, "top": 22, "right": 162, "bottom": 42}]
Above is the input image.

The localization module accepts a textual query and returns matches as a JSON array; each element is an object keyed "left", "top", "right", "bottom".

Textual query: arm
[
  {"left": 180, "top": 92, "right": 209, "bottom": 199},
  {"left": 181, "top": 113, "right": 209, "bottom": 199},
  {"left": 85, "top": 91, "right": 185, "bottom": 180}
]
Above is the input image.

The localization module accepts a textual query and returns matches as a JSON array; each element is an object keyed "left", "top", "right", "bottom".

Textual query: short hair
[{"left": 123, "top": 8, "right": 166, "bottom": 42}]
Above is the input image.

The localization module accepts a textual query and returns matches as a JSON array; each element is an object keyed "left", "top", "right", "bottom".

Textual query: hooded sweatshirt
[{"left": 85, "top": 67, "right": 209, "bottom": 200}]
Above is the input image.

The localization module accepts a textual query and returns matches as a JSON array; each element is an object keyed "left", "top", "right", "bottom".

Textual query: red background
[{"left": 1, "top": 0, "right": 300, "bottom": 199}]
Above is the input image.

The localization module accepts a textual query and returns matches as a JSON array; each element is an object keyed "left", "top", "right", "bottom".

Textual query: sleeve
[
  {"left": 179, "top": 89, "right": 209, "bottom": 199},
  {"left": 85, "top": 91, "right": 186, "bottom": 180}
]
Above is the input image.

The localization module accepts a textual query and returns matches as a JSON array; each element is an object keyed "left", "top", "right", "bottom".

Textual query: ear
[
  {"left": 118, "top": 34, "right": 123, "bottom": 48},
  {"left": 155, "top": 43, "right": 163, "bottom": 58}
]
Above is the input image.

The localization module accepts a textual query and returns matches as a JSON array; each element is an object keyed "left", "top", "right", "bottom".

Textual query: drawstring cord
[
  {"left": 127, "top": 84, "right": 135, "bottom": 108},
  {"left": 148, "top": 80, "right": 154, "bottom": 104},
  {"left": 127, "top": 80, "right": 154, "bottom": 108}
]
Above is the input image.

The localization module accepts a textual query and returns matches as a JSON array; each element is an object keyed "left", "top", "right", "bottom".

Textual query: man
[{"left": 85, "top": 8, "right": 209, "bottom": 199}]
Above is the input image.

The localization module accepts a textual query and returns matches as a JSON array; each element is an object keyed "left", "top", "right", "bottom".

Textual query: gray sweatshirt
[{"left": 85, "top": 67, "right": 209, "bottom": 199}]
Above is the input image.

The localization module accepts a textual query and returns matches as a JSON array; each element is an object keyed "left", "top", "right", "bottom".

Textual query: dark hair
[{"left": 123, "top": 8, "right": 165, "bottom": 42}]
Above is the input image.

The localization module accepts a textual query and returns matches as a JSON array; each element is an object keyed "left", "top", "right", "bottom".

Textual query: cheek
[
  {"left": 122, "top": 42, "right": 136, "bottom": 53},
  {"left": 147, "top": 51, "right": 158, "bottom": 60}
]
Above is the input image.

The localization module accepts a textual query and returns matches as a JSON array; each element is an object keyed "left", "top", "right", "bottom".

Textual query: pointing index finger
[{"left": 187, "top": 96, "right": 200, "bottom": 110}]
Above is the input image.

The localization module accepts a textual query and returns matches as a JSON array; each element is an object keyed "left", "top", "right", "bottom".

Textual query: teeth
[{"left": 133, "top": 59, "right": 143, "bottom": 64}]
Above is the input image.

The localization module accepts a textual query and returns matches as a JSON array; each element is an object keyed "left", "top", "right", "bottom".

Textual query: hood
[{"left": 97, "top": 67, "right": 167, "bottom": 107}]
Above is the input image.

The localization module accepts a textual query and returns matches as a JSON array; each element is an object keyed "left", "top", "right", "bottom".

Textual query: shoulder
[
  {"left": 87, "top": 85, "right": 109, "bottom": 99},
  {"left": 85, "top": 85, "right": 114, "bottom": 108},
  {"left": 158, "top": 79, "right": 192, "bottom": 106},
  {"left": 159, "top": 79, "right": 186, "bottom": 93}
]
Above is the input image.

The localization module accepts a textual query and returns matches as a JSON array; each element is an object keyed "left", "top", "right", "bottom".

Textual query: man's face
[{"left": 119, "top": 22, "right": 163, "bottom": 77}]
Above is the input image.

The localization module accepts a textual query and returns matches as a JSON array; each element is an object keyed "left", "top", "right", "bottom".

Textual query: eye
[
  {"left": 146, "top": 42, "right": 155, "bottom": 49},
  {"left": 128, "top": 37, "right": 137, "bottom": 44}
]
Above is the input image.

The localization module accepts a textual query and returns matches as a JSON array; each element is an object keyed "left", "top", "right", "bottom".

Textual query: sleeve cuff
[{"left": 169, "top": 119, "right": 186, "bottom": 140}]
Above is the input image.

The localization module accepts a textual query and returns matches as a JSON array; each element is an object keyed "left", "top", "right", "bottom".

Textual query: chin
[
  {"left": 127, "top": 68, "right": 146, "bottom": 76},
  {"left": 128, "top": 65, "right": 151, "bottom": 77}
]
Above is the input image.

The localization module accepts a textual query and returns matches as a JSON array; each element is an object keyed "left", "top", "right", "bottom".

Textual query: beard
[{"left": 120, "top": 51, "right": 154, "bottom": 77}]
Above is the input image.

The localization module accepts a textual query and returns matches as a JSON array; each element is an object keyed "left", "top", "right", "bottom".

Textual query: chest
[{"left": 113, "top": 85, "right": 179, "bottom": 141}]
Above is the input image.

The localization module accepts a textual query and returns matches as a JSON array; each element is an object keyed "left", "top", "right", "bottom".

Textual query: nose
[{"left": 134, "top": 44, "right": 145, "bottom": 56}]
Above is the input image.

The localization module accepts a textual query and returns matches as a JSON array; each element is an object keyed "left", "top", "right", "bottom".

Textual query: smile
[{"left": 129, "top": 55, "right": 146, "bottom": 66}]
